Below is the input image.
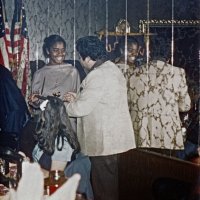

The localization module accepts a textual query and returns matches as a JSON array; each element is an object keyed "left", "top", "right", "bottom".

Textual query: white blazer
[{"left": 67, "top": 61, "right": 136, "bottom": 156}]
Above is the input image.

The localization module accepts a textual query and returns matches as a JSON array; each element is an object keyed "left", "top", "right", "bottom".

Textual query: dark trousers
[{"left": 90, "top": 154, "right": 119, "bottom": 200}]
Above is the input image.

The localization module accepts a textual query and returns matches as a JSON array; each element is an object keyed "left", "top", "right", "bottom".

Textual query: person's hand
[
  {"left": 63, "top": 92, "right": 77, "bottom": 103},
  {"left": 28, "top": 92, "right": 39, "bottom": 103},
  {"left": 18, "top": 151, "right": 30, "bottom": 162},
  {"left": 28, "top": 92, "right": 40, "bottom": 108}
]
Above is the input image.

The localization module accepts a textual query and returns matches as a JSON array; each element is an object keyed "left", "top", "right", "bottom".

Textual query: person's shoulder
[
  {"left": 100, "top": 60, "right": 119, "bottom": 70},
  {"left": 64, "top": 60, "right": 80, "bottom": 70},
  {"left": 32, "top": 65, "right": 51, "bottom": 81},
  {"left": 85, "top": 65, "right": 104, "bottom": 82},
  {"left": 32, "top": 65, "right": 48, "bottom": 77},
  {"left": 65, "top": 63, "right": 76, "bottom": 70},
  {"left": 65, "top": 63, "right": 81, "bottom": 76},
  {"left": 172, "top": 66, "right": 185, "bottom": 74},
  {"left": 37, "top": 63, "right": 74, "bottom": 71},
  {"left": 104, "top": 60, "right": 115, "bottom": 66},
  {"left": 154, "top": 60, "right": 185, "bottom": 73},
  {"left": 166, "top": 63, "right": 185, "bottom": 75},
  {"left": 98, "top": 61, "right": 127, "bottom": 81},
  {"left": 64, "top": 60, "right": 86, "bottom": 80},
  {"left": 35, "top": 64, "right": 49, "bottom": 72}
]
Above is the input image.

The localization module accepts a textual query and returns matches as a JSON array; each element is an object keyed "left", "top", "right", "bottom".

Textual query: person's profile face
[
  {"left": 79, "top": 56, "right": 88, "bottom": 70},
  {"left": 79, "top": 55, "right": 92, "bottom": 71},
  {"left": 48, "top": 42, "right": 66, "bottom": 65}
]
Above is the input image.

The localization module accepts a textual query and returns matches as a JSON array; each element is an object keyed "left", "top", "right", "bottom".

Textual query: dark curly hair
[
  {"left": 42, "top": 34, "right": 66, "bottom": 58},
  {"left": 76, "top": 36, "right": 108, "bottom": 61},
  {"left": 34, "top": 96, "right": 80, "bottom": 156}
]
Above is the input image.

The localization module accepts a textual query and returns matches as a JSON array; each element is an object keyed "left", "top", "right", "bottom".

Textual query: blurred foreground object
[
  {"left": 0, "top": 146, "right": 23, "bottom": 187},
  {"left": 44, "top": 170, "right": 67, "bottom": 195},
  {"left": 8, "top": 162, "right": 80, "bottom": 200}
]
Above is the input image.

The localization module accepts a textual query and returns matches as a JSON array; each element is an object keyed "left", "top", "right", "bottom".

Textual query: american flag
[
  {"left": 0, "top": 0, "right": 13, "bottom": 70},
  {"left": 11, "top": 0, "right": 30, "bottom": 97}
]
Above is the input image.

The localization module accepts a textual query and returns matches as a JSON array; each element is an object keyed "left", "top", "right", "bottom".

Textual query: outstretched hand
[
  {"left": 28, "top": 93, "right": 39, "bottom": 103},
  {"left": 63, "top": 92, "right": 77, "bottom": 103}
]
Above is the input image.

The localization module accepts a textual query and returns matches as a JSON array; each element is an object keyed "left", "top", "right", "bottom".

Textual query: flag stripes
[
  {"left": 11, "top": 0, "right": 30, "bottom": 98},
  {"left": 0, "top": 0, "right": 12, "bottom": 70}
]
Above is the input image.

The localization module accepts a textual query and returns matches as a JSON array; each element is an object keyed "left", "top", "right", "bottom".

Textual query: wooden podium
[{"left": 118, "top": 149, "right": 200, "bottom": 200}]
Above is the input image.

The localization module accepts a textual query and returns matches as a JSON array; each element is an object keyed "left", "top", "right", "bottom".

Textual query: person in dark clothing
[
  {"left": 0, "top": 66, "right": 30, "bottom": 150},
  {"left": 177, "top": 97, "right": 199, "bottom": 161}
]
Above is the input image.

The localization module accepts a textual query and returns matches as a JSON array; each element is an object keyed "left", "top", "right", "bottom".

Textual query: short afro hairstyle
[{"left": 76, "top": 36, "right": 108, "bottom": 61}]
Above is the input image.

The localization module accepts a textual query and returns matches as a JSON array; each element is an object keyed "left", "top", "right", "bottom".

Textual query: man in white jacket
[{"left": 64, "top": 36, "right": 136, "bottom": 200}]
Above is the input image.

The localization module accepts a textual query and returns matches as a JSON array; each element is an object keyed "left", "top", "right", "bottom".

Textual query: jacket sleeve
[
  {"left": 74, "top": 68, "right": 81, "bottom": 92},
  {"left": 66, "top": 70, "right": 104, "bottom": 117},
  {"left": 178, "top": 68, "right": 191, "bottom": 112},
  {"left": 31, "top": 70, "right": 44, "bottom": 94}
]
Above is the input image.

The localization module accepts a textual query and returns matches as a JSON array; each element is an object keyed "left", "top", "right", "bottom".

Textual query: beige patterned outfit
[{"left": 119, "top": 60, "right": 191, "bottom": 150}]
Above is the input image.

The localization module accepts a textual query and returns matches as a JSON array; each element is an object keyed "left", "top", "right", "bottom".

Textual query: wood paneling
[{"left": 119, "top": 149, "right": 200, "bottom": 200}]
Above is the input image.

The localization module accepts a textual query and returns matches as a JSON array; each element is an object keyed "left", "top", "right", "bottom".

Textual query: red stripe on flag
[
  {"left": 0, "top": 38, "right": 12, "bottom": 70},
  {"left": 13, "top": 28, "right": 21, "bottom": 35},
  {"left": 13, "top": 40, "right": 21, "bottom": 49}
]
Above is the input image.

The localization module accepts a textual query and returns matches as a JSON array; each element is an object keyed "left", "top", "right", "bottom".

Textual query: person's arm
[
  {"left": 69, "top": 66, "right": 81, "bottom": 93},
  {"left": 178, "top": 68, "right": 191, "bottom": 112},
  {"left": 63, "top": 67, "right": 80, "bottom": 107},
  {"left": 66, "top": 70, "right": 104, "bottom": 117},
  {"left": 31, "top": 70, "right": 45, "bottom": 95},
  {"left": 28, "top": 70, "right": 45, "bottom": 107}
]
